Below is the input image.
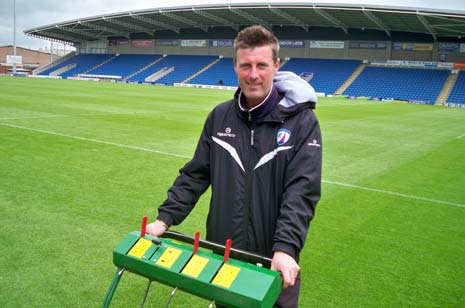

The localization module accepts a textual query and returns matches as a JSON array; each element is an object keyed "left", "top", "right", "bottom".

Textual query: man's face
[{"left": 234, "top": 45, "right": 280, "bottom": 108}]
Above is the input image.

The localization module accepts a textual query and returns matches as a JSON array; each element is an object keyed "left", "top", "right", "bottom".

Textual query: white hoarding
[{"left": 7, "top": 55, "right": 22, "bottom": 65}]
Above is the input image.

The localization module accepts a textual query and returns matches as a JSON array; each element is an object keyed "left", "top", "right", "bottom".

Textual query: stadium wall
[
  {"left": 106, "top": 41, "right": 465, "bottom": 62},
  {"left": 106, "top": 40, "right": 400, "bottom": 61},
  {"left": 107, "top": 44, "right": 235, "bottom": 57},
  {"left": 78, "top": 40, "right": 108, "bottom": 54},
  {"left": 98, "top": 25, "right": 465, "bottom": 62},
  {"left": 347, "top": 43, "right": 391, "bottom": 60}
]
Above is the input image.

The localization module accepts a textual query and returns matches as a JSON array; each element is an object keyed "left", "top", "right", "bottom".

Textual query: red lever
[
  {"left": 223, "top": 239, "right": 232, "bottom": 263},
  {"left": 140, "top": 216, "right": 147, "bottom": 237},
  {"left": 193, "top": 231, "right": 200, "bottom": 254}
]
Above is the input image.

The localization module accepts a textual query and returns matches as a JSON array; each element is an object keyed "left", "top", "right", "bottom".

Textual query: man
[{"left": 147, "top": 25, "right": 322, "bottom": 308}]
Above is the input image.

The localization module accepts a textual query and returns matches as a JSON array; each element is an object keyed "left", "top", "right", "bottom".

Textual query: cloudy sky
[{"left": 1, "top": 0, "right": 465, "bottom": 50}]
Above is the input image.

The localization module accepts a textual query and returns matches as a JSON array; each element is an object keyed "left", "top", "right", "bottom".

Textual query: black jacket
[{"left": 158, "top": 71, "right": 322, "bottom": 259}]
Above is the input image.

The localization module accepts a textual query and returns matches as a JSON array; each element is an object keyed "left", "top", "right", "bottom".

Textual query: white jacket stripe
[
  {"left": 212, "top": 136, "right": 245, "bottom": 172},
  {"left": 254, "top": 146, "right": 294, "bottom": 170}
]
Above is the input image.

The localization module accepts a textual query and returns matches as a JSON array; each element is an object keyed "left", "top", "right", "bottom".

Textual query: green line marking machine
[{"left": 102, "top": 216, "right": 282, "bottom": 308}]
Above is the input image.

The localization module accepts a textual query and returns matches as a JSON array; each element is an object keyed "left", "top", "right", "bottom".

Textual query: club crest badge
[{"left": 277, "top": 128, "right": 291, "bottom": 146}]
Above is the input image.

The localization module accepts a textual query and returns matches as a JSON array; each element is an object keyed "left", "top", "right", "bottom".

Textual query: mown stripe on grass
[{"left": 2, "top": 121, "right": 464, "bottom": 209}]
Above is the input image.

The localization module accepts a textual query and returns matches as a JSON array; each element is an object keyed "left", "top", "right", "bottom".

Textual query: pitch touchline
[
  {"left": 0, "top": 114, "right": 88, "bottom": 120},
  {"left": 0, "top": 112, "right": 149, "bottom": 120},
  {"left": 457, "top": 133, "right": 465, "bottom": 139},
  {"left": 2, "top": 122, "right": 463, "bottom": 209},
  {"left": 0, "top": 122, "right": 190, "bottom": 159},
  {"left": 323, "top": 180, "right": 465, "bottom": 208}
]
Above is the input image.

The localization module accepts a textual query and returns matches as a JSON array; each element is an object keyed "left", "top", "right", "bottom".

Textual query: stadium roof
[{"left": 24, "top": 2, "right": 465, "bottom": 45}]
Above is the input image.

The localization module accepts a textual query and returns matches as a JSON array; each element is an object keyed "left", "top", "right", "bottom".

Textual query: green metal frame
[{"left": 103, "top": 231, "right": 282, "bottom": 308}]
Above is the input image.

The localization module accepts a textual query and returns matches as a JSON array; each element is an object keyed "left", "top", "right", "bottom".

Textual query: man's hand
[
  {"left": 270, "top": 251, "right": 300, "bottom": 288},
  {"left": 146, "top": 220, "right": 169, "bottom": 237}
]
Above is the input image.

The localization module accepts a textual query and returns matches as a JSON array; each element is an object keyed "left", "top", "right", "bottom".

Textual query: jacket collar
[
  {"left": 234, "top": 71, "right": 317, "bottom": 125},
  {"left": 235, "top": 85, "right": 283, "bottom": 127}
]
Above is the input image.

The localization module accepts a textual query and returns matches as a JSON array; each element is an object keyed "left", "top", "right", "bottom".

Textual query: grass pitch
[{"left": 1, "top": 76, "right": 464, "bottom": 307}]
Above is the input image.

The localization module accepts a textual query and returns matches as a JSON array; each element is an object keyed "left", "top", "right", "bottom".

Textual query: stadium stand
[
  {"left": 126, "top": 55, "right": 217, "bottom": 84},
  {"left": 447, "top": 71, "right": 465, "bottom": 104},
  {"left": 188, "top": 57, "right": 363, "bottom": 92},
  {"left": 35, "top": 52, "right": 459, "bottom": 105},
  {"left": 126, "top": 57, "right": 169, "bottom": 82},
  {"left": 189, "top": 57, "right": 238, "bottom": 87},
  {"left": 155, "top": 55, "right": 218, "bottom": 85},
  {"left": 280, "top": 58, "right": 362, "bottom": 95},
  {"left": 38, "top": 54, "right": 114, "bottom": 78},
  {"left": 344, "top": 66, "right": 450, "bottom": 103},
  {"left": 87, "top": 54, "right": 160, "bottom": 79}
]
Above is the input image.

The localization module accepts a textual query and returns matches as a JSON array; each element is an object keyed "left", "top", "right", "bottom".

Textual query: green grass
[{"left": 1, "top": 76, "right": 464, "bottom": 307}]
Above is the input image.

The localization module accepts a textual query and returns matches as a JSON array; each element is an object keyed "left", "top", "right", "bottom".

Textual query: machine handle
[{"left": 161, "top": 230, "right": 272, "bottom": 268}]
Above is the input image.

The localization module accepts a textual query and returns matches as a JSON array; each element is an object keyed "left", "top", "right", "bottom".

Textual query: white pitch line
[
  {"left": 323, "top": 180, "right": 465, "bottom": 209},
  {"left": 0, "top": 115, "right": 74, "bottom": 120},
  {"left": 0, "top": 112, "right": 149, "bottom": 121},
  {"left": 0, "top": 114, "right": 94, "bottom": 120},
  {"left": 1, "top": 122, "right": 463, "bottom": 209},
  {"left": 457, "top": 133, "right": 465, "bottom": 139},
  {"left": 0, "top": 122, "right": 190, "bottom": 159}
]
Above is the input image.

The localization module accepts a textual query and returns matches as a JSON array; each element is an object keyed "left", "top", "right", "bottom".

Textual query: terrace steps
[
  {"left": 124, "top": 56, "right": 165, "bottom": 81},
  {"left": 335, "top": 63, "right": 366, "bottom": 95},
  {"left": 50, "top": 63, "right": 76, "bottom": 76},
  {"left": 435, "top": 72, "right": 458, "bottom": 105},
  {"left": 33, "top": 51, "right": 76, "bottom": 75},
  {"left": 145, "top": 66, "right": 175, "bottom": 82},
  {"left": 182, "top": 58, "right": 221, "bottom": 83},
  {"left": 83, "top": 54, "right": 118, "bottom": 74}
]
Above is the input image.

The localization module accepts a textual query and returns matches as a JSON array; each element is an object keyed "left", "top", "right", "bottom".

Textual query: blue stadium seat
[
  {"left": 87, "top": 54, "right": 161, "bottom": 78},
  {"left": 189, "top": 58, "right": 237, "bottom": 87},
  {"left": 39, "top": 54, "right": 114, "bottom": 78},
  {"left": 189, "top": 57, "right": 361, "bottom": 91},
  {"left": 344, "top": 66, "right": 449, "bottom": 103},
  {"left": 280, "top": 58, "right": 362, "bottom": 94},
  {"left": 126, "top": 55, "right": 217, "bottom": 84}
]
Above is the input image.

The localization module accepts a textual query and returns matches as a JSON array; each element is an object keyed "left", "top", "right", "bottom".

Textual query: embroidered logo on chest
[
  {"left": 277, "top": 128, "right": 291, "bottom": 146},
  {"left": 217, "top": 127, "right": 236, "bottom": 138}
]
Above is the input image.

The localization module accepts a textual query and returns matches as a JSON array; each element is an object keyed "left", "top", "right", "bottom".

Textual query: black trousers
[{"left": 216, "top": 276, "right": 301, "bottom": 308}]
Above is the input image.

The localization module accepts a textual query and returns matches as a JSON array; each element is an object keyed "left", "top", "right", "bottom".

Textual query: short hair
[{"left": 233, "top": 25, "right": 280, "bottom": 64}]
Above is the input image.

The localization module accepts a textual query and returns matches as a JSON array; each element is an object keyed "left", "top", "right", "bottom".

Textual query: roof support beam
[
  {"left": 418, "top": 14, "right": 465, "bottom": 37},
  {"left": 103, "top": 17, "right": 153, "bottom": 36},
  {"left": 313, "top": 7, "right": 348, "bottom": 34},
  {"left": 421, "top": 14, "right": 465, "bottom": 26},
  {"left": 191, "top": 8, "right": 238, "bottom": 31},
  {"left": 31, "top": 30, "right": 80, "bottom": 44},
  {"left": 56, "top": 25, "right": 99, "bottom": 41},
  {"left": 417, "top": 14, "right": 437, "bottom": 40},
  {"left": 362, "top": 9, "right": 391, "bottom": 37},
  {"left": 160, "top": 11, "right": 208, "bottom": 32},
  {"left": 129, "top": 13, "right": 180, "bottom": 34},
  {"left": 433, "top": 25, "right": 465, "bottom": 35},
  {"left": 428, "top": 22, "right": 465, "bottom": 27},
  {"left": 268, "top": 6, "right": 308, "bottom": 31},
  {"left": 228, "top": 6, "right": 270, "bottom": 27},
  {"left": 81, "top": 21, "right": 129, "bottom": 38}
]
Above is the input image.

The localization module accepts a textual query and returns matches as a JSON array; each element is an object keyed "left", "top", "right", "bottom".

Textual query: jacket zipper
[
  {"left": 248, "top": 111, "right": 254, "bottom": 146},
  {"left": 246, "top": 111, "right": 253, "bottom": 251}
]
